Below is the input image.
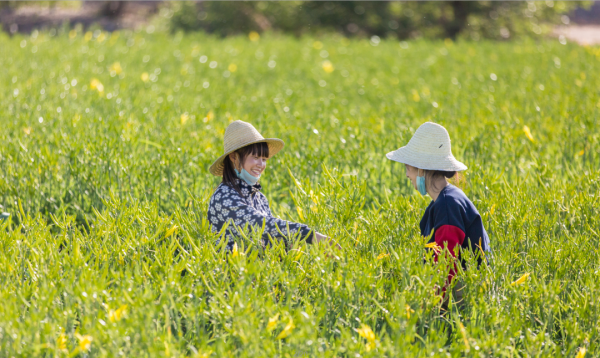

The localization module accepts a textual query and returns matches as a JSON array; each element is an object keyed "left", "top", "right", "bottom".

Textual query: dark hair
[
  {"left": 424, "top": 170, "right": 457, "bottom": 192},
  {"left": 222, "top": 142, "right": 270, "bottom": 195}
]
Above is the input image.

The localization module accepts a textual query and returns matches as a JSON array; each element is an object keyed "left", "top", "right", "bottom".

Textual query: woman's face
[
  {"left": 404, "top": 164, "right": 419, "bottom": 190},
  {"left": 231, "top": 152, "right": 268, "bottom": 177}
]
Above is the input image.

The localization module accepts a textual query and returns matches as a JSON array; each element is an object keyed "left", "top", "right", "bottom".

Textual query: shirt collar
[{"left": 235, "top": 178, "right": 262, "bottom": 195}]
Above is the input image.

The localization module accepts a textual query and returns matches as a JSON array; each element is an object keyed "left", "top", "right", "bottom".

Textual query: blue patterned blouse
[{"left": 207, "top": 178, "right": 314, "bottom": 250}]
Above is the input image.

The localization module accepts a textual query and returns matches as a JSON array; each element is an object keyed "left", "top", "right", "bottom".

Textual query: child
[
  {"left": 386, "top": 122, "right": 491, "bottom": 307},
  {"left": 207, "top": 120, "right": 332, "bottom": 251}
]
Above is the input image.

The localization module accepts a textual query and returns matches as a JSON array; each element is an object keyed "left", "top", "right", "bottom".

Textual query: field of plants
[{"left": 1, "top": 28, "right": 599, "bottom": 356}]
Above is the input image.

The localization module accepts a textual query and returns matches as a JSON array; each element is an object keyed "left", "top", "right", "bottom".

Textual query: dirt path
[
  {"left": 0, "top": 2, "right": 159, "bottom": 34},
  {"left": 554, "top": 25, "right": 600, "bottom": 46}
]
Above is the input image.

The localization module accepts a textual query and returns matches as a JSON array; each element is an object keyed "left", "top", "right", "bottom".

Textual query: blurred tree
[
  {"left": 1, "top": 1, "right": 75, "bottom": 10},
  {"left": 169, "top": 1, "right": 270, "bottom": 35},
  {"left": 168, "top": 1, "right": 590, "bottom": 40},
  {"left": 99, "top": 1, "right": 125, "bottom": 18}
]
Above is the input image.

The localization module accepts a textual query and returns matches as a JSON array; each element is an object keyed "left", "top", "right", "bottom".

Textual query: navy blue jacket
[{"left": 420, "top": 185, "right": 491, "bottom": 282}]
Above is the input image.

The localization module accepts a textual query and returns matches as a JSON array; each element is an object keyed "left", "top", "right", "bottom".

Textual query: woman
[
  {"left": 386, "top": 122, "right": 491, "bottom": 306},
  {"left": 208, "top": 120, "right": 329, "bottom": 251}
]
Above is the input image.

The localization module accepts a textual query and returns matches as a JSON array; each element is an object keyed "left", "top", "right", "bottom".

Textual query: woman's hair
[
  {"left": 222, "top": 142, "right": 270, "bottom": 195},
  {"left": 424, "top": 170, "right": 457, "bottom": 192}
]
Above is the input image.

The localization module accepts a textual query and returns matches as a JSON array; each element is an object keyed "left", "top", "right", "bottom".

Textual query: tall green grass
[{"left": 0, "top": 28, "right": 599, "bottom": 356}]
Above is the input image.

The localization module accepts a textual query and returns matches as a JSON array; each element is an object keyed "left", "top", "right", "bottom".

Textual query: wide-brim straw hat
[
  {"left": 386, "top": 122, "right": 467, "bottom": 172},
  {"left": 209, "top": 120, "right": 284, "bottom": 176}
]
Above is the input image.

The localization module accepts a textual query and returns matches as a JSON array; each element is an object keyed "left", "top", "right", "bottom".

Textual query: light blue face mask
[
  {"left": 416, "top": 175, "right": 427, "bottom": 196},
  {"left": 235, "top": 168, "right": 260, "bottom": 186}
]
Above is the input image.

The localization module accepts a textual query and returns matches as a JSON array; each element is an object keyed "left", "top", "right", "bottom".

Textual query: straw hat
[
  {"left": 209, "top": 120, "right": 285, "bottom": 176},
  {"left": 386, "top": 122, "right": 467, "bottom": 172}
]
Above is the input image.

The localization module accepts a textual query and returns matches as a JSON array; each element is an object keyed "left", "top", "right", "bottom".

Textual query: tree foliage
[{"left": 168, "top": 1, "right": 588, "bottom": 40}]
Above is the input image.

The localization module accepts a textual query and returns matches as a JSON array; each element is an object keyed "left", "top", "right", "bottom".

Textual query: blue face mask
[
  {"left": 235, "top": 168, "right": 260, "bottom": 186},
  {"left": 416, "top": 175, "right": 427, "bottom": 196}
]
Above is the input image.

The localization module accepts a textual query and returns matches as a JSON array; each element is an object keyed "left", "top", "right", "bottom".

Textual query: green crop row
[{"left": 0, "top": 29, "right": 599, "bottom": 356}]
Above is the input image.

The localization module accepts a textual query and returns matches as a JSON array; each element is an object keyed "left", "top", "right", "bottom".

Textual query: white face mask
[
  {"left": 417, "top": 175, "right": 427, "bottom": 195},
  {"left": 235, "top": 168, "right": 260, "bottom": 185}
]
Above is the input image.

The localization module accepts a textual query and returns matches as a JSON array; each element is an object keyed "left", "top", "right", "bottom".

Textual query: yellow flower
[
  {"left": 411, "top": 89, "right": 420, "bottom": 102},
  {"left": 232, "top": 242, "right": 239, "bottom": 258},
  {"left": 365, "top": 341, "right": 376, "bottom": 351},
  {"left": 276, "top": 318, "right": 295, "bottom": 339},
  {"left": 165, "top": 225, "right": 178, "bottom": 238},
  {"left": 97, "top": 32, "right": 106, "bottom": 43},
  {"left": 69, "top": 30, "right": 77, "bottom": 39},
  {"left": 206, "top": 110, "right": 215, "bottom": 122},
  {"left": 376, "top": 253, "right": 389, "bottom": 260},
  {"left": 23, "top": 127, "right": 32, "bottom": 135},
  {"left": 181, "top": 113, "right": 190, "bottom": 125},
  {"left": 309, "top": 190, "right": 319, "bottom": 205},
  {"left": 457, "top": 320, "right": 469, "bottom": 349},
  {"left": 511, "top": 272, "right": 530, "bottom": 286},
  {"left": 355, "top": 324, "right": 376, "bottom": 342},
  {"left": 57, "top": 333, "right": 67, "bottom": 351},
  {"left": 141, "top": 72, "right": 149, "bottom": 82},
  {"left": 248, "top": 31, "right": 260, "bottom": 42},
  {"left": 406, "top": 305, "right": 415, "bottom": 319},
  {"left": 490, "top": 204, "right": 496, "bottom": 215},
  {"left": 90, "top": 78, "right": 104, "bottom": 93},
  {"left": 296, "top": 207, "right": 304, "bottom": 221},
  {"left": 424, "top": 242, "right": 441, "bottom": 253},
  {"left": 523, "top": 125, "right": 534, "bottom": 142},
  {"left": 355, "top": 324, "right": 377, "bottom": 351},
  {"left": 322, "top": 60, "right": 334, "bottom": 73},
  {"left": 84, "top": 32, "right": 93, "bottom": 42},
  {"left": 312, "top": 41, "right": 323, "bottom": 50},
  {"left": 228, "top": 64, "right": 237, "bottom": 72},
  {"left": 578, "top": 149, "right": 584, "bottom": 156},
  {"left": 75, "top": 333, "right": 93, "bottom": 351},
  {"left": 110, "top": 62, "right": 122, "bottom": 75},
  {"left": 292, "top": 250, "right": 303, "bottom": 261},
  {"left": 576, "top": 347, "right": 587, "bottom": 358},
  {"left": 266, "top": 313, "right": 280, "bottom": 331},
  {"left": 109, "top": 304, "right": 127, "bottom": 322}
]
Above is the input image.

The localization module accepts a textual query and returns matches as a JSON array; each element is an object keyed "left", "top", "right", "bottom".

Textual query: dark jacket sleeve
[{"left": 217, "top": 189, "right": 314, "bottom": 244}]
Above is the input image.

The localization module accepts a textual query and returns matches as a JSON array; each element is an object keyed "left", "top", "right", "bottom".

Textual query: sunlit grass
[{"left": 0, "top": 29, "right": 599, "bottom": 356}]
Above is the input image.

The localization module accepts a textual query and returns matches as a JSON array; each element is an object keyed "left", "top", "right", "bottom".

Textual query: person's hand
[
  {"left": 314, "top": 232, "right": 326, "bottom": 244},
  {"left": 314, "top": 232, "right": 342, "bottom": 250}
]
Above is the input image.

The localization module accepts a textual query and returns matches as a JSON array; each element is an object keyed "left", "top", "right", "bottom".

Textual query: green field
[{"left": 1, "top": 29, "right": 600, "bottom": 356}]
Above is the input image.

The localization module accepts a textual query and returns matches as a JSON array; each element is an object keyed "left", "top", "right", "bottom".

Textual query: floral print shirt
[{"left": 207, "top": 179, "right": 314, "bottom": 250}]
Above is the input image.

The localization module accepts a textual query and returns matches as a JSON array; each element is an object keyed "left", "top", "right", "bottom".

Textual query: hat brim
[
  {"left": 209, "top": 138, "right": 284, "bottom": 176},
  {"left": 386, "top": 145, "right": 468, "bottom": 172}
]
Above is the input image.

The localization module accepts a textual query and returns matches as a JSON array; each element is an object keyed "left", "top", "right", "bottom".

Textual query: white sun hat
[
  {"left": 209, "top": 120, "right": 285, "bottom": 176},
  {"left": 386, "top": 122, "right": 467, "bottom": 172}
]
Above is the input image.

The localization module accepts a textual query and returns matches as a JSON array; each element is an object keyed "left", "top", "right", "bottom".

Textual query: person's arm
[
  {"left": 262, "top": 196, "right": 340, "bottom": 249},
  {"left": 222, "top": 191, "right": 314, "bottom": 243}
]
